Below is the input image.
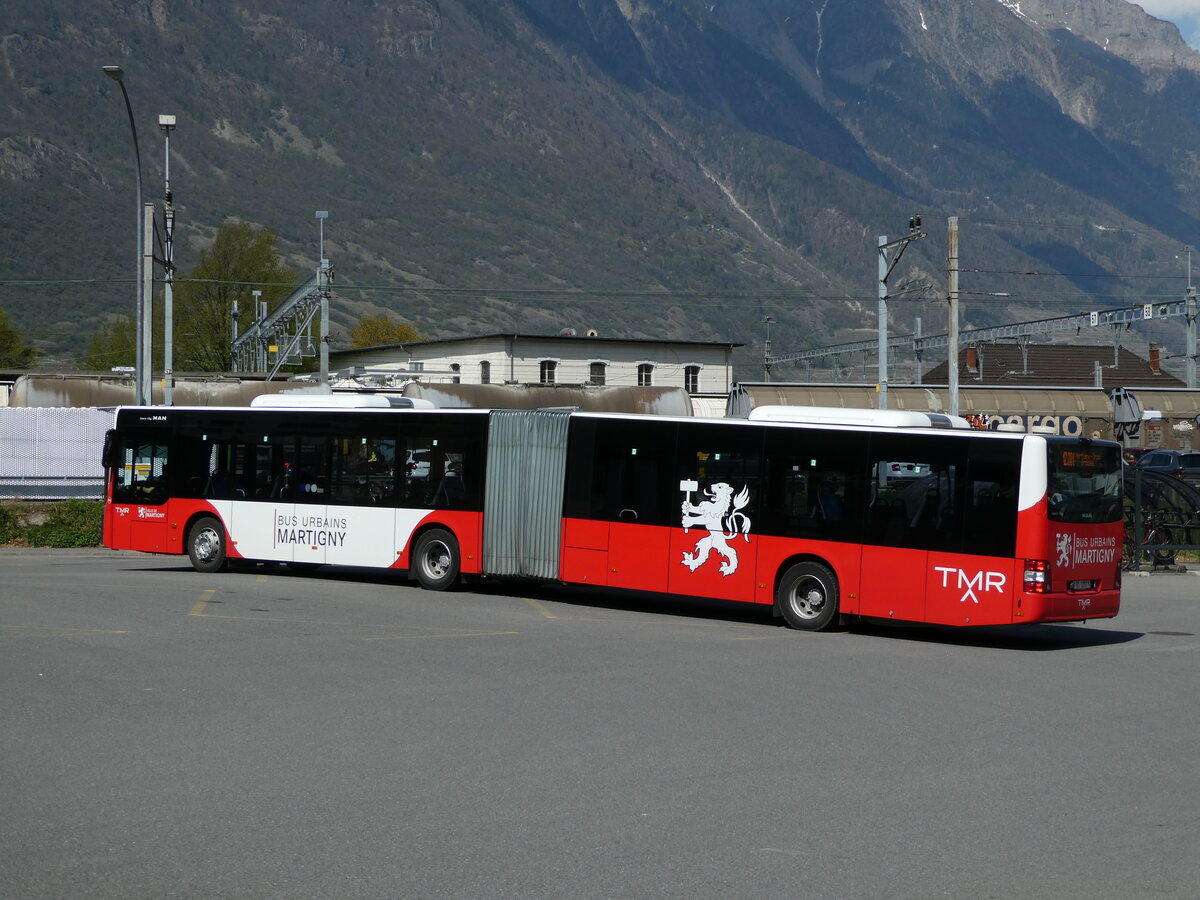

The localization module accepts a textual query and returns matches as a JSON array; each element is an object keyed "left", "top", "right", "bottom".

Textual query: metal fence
[
  {"left": 1123, "top": 467, "right": 1200, "bottom": 570},
  {"left": 0, "top": 408, "right": 113, "bottom": 499}
]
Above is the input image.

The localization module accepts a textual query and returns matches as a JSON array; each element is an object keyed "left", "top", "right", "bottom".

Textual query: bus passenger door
[
  {"left": 109, "top": 435, "right": 171, "bottom": 553},
  {"left": 609, "top": 519, "right": 670, "bottom": 593},
  {"left": 858, "top": 439, "right": 966, "bottom": 623},
  {"left": 263, "top": 437, "right": 330, "bottom": 565}
]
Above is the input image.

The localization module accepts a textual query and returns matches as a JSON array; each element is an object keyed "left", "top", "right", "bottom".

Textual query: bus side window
[
  {"left": 573, "top": 418, "right": 675, "bottom": 526},
  {"left": 330, "top": 436, "right": 396, "bottom": 506},
  {"left": 964, "top": 443, "right": 1020, "bottom": 557},
  {"left": 761, "top": 430, "right": 865, "bottom": 542},
  {"left": 866, "top": 436, "right": 965, "bottom": 552}
]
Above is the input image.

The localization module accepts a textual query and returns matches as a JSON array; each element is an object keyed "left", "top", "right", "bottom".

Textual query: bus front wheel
[
  {"left": 412, "top": 528, "right": 460, "bottom": 591},
  {"left": 777, "top": 561, "right": 839, "bottom": 631},
  {"left": 188, "top": 516, "right": 228, "bottom": 574}
]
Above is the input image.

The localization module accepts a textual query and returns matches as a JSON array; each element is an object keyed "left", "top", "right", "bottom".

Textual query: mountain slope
[{"left": 1, "top": 0, "right": 1198, "bottom": 378}]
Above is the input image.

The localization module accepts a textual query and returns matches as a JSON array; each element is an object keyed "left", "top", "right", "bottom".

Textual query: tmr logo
[{"left": 934, "top": 566, "right": 1007, "bottom": 604}]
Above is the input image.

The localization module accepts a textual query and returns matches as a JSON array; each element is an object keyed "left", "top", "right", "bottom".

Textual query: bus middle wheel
[
  {"left": 412, "top": 528, "right": 460, "bottom": 591},
  {"left": 777, "top": 560, "right": 839, "bottom": 631}
]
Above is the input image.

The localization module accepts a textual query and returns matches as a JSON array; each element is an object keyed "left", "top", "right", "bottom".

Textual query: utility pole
[
  {"left": 141, "top": 202, "right": 155, "bottom": 403},
  {"left": 252, "top": 289, "right": 264, "bottom": 371},
  {"left": 319, "top": 261, "right": 331, "bottom": 384},
  {"left": 763, "top": 316, "right": 774, "bottom": 382},
  {"left": 1187, "top": 286, "right": 1197, "bottom": 389},
  {"left": 876, "top": 216, "right": 926, "bottom": 409},
  {"left": 913, "top": 316, "right": 923, "bottom": 385},
  {"left": 947, "top": 216, "right": 960, "bottom": 416},
  {"left": 316, "top": 211, "right": 330, "bottom": 384},
  {"left": 877, "top": 235, "right": 888, "bottom": 408},
  {"left": 158, "top": 114, "right": 176, "bottom": 405}
]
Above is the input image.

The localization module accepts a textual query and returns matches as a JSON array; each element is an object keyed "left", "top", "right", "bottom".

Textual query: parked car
[
  {"left": 1136, "top": 449, "right": 1200, "bottom": 490},
  {"left": 405, "top": 449, "right": 431, "bottom": 480},
  {"left": 875, "top": 460, "right": 928, "bottom": 487},
  {"left": 1122, "top": 447, "right": 1149, "bottom": 466}
]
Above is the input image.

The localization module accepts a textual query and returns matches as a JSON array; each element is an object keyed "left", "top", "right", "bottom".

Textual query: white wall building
[{"left": 329, "top": 333, "right": 740, "bottom": 397}]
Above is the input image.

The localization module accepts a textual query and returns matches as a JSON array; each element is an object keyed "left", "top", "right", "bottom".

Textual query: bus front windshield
[{"left": 1047, "top": 442, "right": 1122, "bottom": 524}]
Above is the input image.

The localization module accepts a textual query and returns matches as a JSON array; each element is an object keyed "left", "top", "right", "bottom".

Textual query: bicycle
[{"left": 1122, "top": 508, "right": 1177, "bottom": 570}]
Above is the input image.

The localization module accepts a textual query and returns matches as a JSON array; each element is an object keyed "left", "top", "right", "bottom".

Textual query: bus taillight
[{"left": 1024, "top": 559, "right": 1048, "bottom": 594}]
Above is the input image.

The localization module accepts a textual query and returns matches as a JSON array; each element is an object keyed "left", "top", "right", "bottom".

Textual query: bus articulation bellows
[{"left": 102, "top": 400, "right": 1123, "bottom": 629}]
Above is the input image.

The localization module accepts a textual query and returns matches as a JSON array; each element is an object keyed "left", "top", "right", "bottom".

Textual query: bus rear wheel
[
  {"left": 188, "top": 516, "right": 228, "bottom": 574},
  {"left": 777, "top": 561, "right": 839, "bottom": 631},
  {"left": 412, "top": 528, "right": 460, "bottom": 591}
]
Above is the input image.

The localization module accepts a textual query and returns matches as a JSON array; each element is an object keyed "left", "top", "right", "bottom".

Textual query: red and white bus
[{"left": 102, "top": 398, "right": 1124, "bottom": 629}]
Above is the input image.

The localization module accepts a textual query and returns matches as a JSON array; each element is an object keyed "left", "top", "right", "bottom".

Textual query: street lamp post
[{"left": 101, "top": 65, "right": 150, "bottom": 406}]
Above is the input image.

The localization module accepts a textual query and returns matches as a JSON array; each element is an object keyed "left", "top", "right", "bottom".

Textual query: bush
[
  {"left": 0, "top": 505, "right": 16, "bottom": 544},
  {"left": 23, "top": 500, "right": 103, "bottom": 548}
]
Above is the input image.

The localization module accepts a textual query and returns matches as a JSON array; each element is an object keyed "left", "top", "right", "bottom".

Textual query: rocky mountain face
[
  {"left": 1014, "top": 0, "right": 1200, "bottom": 74},
  {"left": 2, "top": 0, "right": 1199, "bottom": 376}
]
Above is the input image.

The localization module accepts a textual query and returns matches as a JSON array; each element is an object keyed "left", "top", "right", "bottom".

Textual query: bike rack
[{"left": 1124, "top": 467, "right": 1200, "bottom": 572}]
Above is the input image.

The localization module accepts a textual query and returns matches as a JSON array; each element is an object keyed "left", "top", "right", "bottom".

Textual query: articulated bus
[{"left": 102, "top": 397, "right": 1124, "bottom": 629}]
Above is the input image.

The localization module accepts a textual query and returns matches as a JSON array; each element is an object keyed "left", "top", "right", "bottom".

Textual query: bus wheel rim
[
  {"left": 424, "top": 541, "right": 450, "bottom": 577},
  {"left": 790, "top": 576, "right": 825, "bottom": 619},
  {"left": 195, "top": 528, "right": 220, "bottom": 561}
]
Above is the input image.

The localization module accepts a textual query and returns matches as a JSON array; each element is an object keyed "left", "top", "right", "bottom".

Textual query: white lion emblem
[
  {"left": 1056, "top": 532, "right": 1072, "bottom": 568},
  {"left": 680, "top": 481, "right": 751, "bottom": 576}
]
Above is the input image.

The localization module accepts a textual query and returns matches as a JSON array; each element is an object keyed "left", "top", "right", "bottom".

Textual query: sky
[{"left": 1136, "top": 0, "right": 1200, "bottom": 48}]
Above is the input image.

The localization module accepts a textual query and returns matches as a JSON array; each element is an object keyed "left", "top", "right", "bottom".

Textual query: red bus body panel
[{"left": 1013, "top": 500, "right": 1121, "bottom": 622}]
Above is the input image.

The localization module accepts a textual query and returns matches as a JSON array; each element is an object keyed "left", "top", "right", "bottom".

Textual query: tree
[
  {"left": 0, "top": 307, "right": 40, "bottom": 368},
  {"left": 349, "top": 314, "right": 423, "bottom": 348},
  {"left": 174, "top": 221, "right": 296, "bottom": 371},
  {"left": 79, "top": 315, "right": 136, "bottom": 371}
]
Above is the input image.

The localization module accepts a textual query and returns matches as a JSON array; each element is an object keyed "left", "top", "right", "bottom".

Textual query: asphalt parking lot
[{"left": 1, "top": 550, "right": 1198, "bottom": 899}]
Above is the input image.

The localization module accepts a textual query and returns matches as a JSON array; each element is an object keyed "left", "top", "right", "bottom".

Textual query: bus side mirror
[{"left": 102, "top": 430, "right": 118, "bottom": 469}]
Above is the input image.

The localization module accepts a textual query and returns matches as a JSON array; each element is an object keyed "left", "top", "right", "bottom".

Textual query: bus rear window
[{"left": 1047, "top": 443, "right": 1122, "bottom": 523}]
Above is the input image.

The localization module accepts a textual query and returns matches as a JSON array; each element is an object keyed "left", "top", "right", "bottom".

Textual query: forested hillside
[{"left": 2, "top": 0, "right": 1199, "bottom": 377}]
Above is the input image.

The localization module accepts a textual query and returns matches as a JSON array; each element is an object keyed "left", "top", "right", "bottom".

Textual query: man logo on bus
[
  {"left": 1056, "top": 532, "right": 1073, "bottom": 568},
  {"left": 680, "top": 481, "right": 751, "bottom": 576}
]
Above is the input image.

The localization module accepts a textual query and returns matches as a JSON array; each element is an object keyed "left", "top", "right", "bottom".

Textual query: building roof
[
  {"left": 922, "top": 343, "right": 1185, "bottom": 388},
  {"left": 332, "top": 332, "right": 742, "bottom": 355}
]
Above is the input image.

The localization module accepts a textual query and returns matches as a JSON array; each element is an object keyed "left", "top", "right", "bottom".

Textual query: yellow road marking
[
  {"left": 0, "top": 623, "right": 129, "bottom": 635},
  {"left": 526, "top": 597, "right": 557, "bottom": 619},
  {"left": 189, "top": 590, "right": 216, "bottom": 617},
  {"left": 735, "top": 630, "right": 848, "bottom": 640},
  {"left": 364, "top": 631, "right": 521, "bottom": 641},
  {"left": 188, "top": 603, "right": 515, "bottom": 640}
]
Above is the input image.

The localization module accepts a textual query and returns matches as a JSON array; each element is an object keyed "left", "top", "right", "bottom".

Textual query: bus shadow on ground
[
  {"left": 148, "top": 561, "right": 1145, "bottom": 649},
  {"left": 481, "top": 581, "right": 1146, "bottom": 650},
  {"left": 849, "top": 619, "right": 1144, "bottom": 651},
  {"left": 522, "top": 582, "right": 1146, "bottom": 650}
]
